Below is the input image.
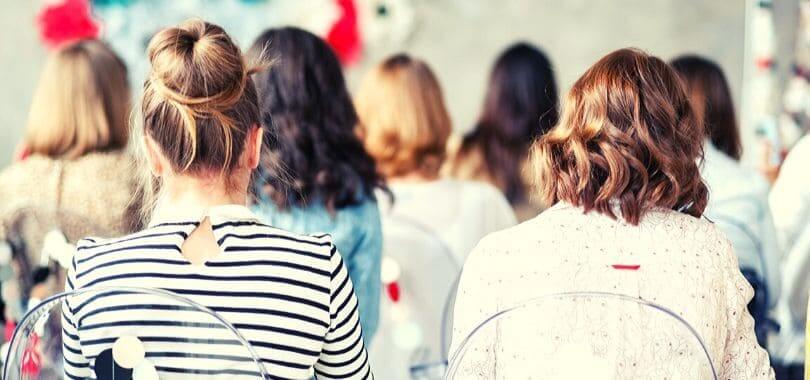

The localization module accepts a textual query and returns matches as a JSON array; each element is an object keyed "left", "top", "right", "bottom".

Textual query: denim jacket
[{"left": 252, "top": 197, "right": 382, "bottom": 342}]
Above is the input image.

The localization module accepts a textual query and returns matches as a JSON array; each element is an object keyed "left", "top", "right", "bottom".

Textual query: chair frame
[
  {"left": 445, "top": 291, "right": 718, "bottom": 380},
  {"left": 3, "top": 286, "right": 270, "bottom": 379}
]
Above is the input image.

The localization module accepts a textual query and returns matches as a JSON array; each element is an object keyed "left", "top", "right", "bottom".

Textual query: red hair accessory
[{"left": 37, "top": 0, "right": 101, "bottom": 50}]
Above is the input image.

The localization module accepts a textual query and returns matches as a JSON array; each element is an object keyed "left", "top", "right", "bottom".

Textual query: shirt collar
[{"left": 148, "top": 203, "right": 260, "bottom": 227}]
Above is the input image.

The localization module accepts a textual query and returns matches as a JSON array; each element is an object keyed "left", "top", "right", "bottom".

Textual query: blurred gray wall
[
  {"left": 346, "top": 0, "right": 748, "bottom": 135},
  {"left": 0, "top": 0, "right": 792, "bottom": 166},
  {"left": 0, "top": 0, "right": 45, "bottom": 163}
]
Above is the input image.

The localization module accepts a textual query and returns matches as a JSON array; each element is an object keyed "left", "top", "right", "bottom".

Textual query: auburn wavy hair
[{"left": 533, "top": 48, "right": 708, "bottom": 225}]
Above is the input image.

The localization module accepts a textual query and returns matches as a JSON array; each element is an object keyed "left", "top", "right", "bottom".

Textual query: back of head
[
  {"left": 534, "top": 48, "right": 707, "bottom": 225},
  {"left": 459, "top": 42, "right": 559, "bottom": 202},
  {"left": 247, "top": 27, "right": 383, "bottom": 210},
  {"left": 670, "top": 55, "right": 741, "bottom": 160},
  {"left": 356, "top": 54, "right": 452, "bottom": 178},
  {"left": 25, "top": 40, "right": 130, "bottom": 159},
  {"left": 141, "top": 19, "right": 260, "bottom": 174}
]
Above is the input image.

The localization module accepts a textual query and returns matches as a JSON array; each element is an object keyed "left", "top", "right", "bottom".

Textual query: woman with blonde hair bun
[
  {"left": 449, "top": 48, "right": 774, "bottom": 379},
  {"left": 61, "top": 20, "right": 372, "bottom": 379}
]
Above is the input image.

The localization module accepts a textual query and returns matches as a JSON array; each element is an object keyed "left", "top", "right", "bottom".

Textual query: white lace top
[{"left": 449, "top": 203, "right": 774, "bottom": 379}]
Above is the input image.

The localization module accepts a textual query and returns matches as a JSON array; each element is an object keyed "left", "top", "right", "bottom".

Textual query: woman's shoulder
[
  {"left": 702, "top": 147, "right": 770, "bottom": 198},
  {"left": 443, "top": 140, "right": 491, "bottom": 183},
  {"left": 0, "top": 154, "right": 59, "bottom": 183},
  {"left": 72, "top": 220, "right": 339, "bottom": 271},
  {"left": 450, "top": 178, "right": 507, "bottom": 200},
  {"left": 63, "top": 149, "right": 134, "bottom": 172}
]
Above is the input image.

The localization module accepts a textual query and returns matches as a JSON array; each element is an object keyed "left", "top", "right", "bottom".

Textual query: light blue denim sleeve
[{"left": 345, "top": 202, "right": 382, "bottom": 344}]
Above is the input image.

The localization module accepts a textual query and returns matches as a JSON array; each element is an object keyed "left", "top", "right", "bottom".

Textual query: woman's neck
[
  {"left": 389, "top": 170, "right": 440, "bottom": 184},
  {"left": 156, "top": 174, "right": 248, "bottom": 212}
]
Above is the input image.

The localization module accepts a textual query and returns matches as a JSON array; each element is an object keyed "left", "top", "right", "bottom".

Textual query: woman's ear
[
  {"left": 144, "top": 135, "right": 166, "bottom": 177},
  {"left": 245, "top": 124, "right": 263, "bottom": 170}
]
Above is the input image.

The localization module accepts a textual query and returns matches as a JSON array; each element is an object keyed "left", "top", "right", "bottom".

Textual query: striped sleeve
[
  {"left": 314, "top": 244, "right": 373, "bottom": 379},
  {"left": 62, "top": 258, "right": 92, "bottom": 380}
]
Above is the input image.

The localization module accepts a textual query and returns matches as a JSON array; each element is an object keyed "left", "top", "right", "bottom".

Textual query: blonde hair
[
  {"left": 25, "top": 40, "right": 130, "bottom": 159},
  {"left": 141, "top": 19, "right": 260, "bottom": 174},
  {"left": 355, "top": 54, "right": 452, "bottom": 178},
  {"left": 533, "top": 48, "right": 707, "bottom": 225},
  {"left": 136, "top": 19, "right": 261, "bottom": 223}
]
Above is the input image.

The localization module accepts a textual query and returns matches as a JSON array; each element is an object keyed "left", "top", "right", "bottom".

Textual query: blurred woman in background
[
  {"left": 0, "top": 40, "right": 137, "bottom": 316},
  {"left": 356, "top": 54, "right": 516, "bottom": 263},
  {"left": 445, "top": 42, "right": 558, "bottom": 221},
  {"left": 247, "top": 27, "right": 385, "bottom": 341},
  {"left": 671, "top": 55, "right": 781, "bottom": 346},
  {"left": 450, "top": 49, "right": 772, "bottom": 378},
  {"left": 767, "top": 121, "right": 810, "bottom": 375},
  {"left": 356, "top": 54, "right": 515, "bottom": 379}
]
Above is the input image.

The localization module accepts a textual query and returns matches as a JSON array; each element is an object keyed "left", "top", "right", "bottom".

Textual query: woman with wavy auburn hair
[{"left": 449, "top": 49, "right": 774, "bottom": 379}]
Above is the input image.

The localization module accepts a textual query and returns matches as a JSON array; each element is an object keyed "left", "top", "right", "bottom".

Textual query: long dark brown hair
[
  {"left": 453, "top": 42, "right": 558, "bottom": 203},
  {"left": 671, "top": 55, "right": 741, "bottom": 160},
  {"left": 534, "top": 48, "right": 707, "bottom": 225},
  {"left": 248, "top": 27, "right": 385, "bottom": 211}
]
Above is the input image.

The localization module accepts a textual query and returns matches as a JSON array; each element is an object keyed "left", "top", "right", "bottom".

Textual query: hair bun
[{"left": 146, "top": 19, "right": 247, "bottom": 111}]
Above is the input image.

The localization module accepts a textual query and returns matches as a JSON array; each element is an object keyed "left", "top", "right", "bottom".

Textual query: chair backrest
[
  {"left": 2, "top": 206, "right": 113, "bottom": 323},
  {"left": 2, "top": 286, "right": 268, "bottom": 379},
  {"left": 370, "top": 214, "right": 461, "bottom": 380},
  {"left": 446, "top": 292, "right": 718, "bottom": 380}
]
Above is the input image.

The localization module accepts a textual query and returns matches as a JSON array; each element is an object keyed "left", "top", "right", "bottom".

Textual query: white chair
[
  {"left": 2, "top": 286, "right": 267, "bottom": 379},
  {"left": 446, "top": 292, "right": 718, "bottom": 380},
  {"left": 370, "top": 215, "right": 461, "bottom": 380}
]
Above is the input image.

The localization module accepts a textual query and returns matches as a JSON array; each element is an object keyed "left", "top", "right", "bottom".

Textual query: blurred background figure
[
  {"left": 444, "top": 42, "right": 558, "bottom": 221},
  {"left": 356, "top": 54, "right": 516, "bottom": 263},
  {"left": 247, "top": 27, "right": 385, "bottom": 342},
  {"left": 355, "top": 54, "right": 515, "bottom": 379},
  {"left": 0, "top": 39, "right": 138, "bottom": 324},
  {"left": 769, "top": 133, "right": 810, "bottom": 256},
  {"left": 671, "top": 55, "right": 781, "bottom": 348},
  {"left": 768, "top": 132, "right": 810, "bottom": 376}
]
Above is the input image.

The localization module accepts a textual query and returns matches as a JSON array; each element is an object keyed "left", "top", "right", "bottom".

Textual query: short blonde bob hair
[
  {"left": 355, "top": 54, "right": 452, "bottom": 178},
  {"left": 25, "top": 40, "right": 130, "bottom": 159},
  {"left": 533, "top": 48, "right": 708, "bottom": 225}
]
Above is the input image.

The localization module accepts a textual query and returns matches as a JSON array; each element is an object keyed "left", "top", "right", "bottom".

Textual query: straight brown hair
[
  {"left": 534, "top": 48, "right": 708, "bottom": 225},
  {"left": 671, "top": 55, "right": 742, "bottom": 160},
  {"left": 355, "top": 54, "right": 452, "bottom": 178},
  {"left": 25, "top": 40, "right": 130, "bottom": 159}
]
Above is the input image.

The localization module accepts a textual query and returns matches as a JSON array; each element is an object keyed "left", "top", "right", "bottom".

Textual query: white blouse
[
  {"left": 377, "top": 179, "right": 517, "bottom": 263},
  {"left": 770, "top": 135, "right": 810, "bottom": 254},
  {"left": 449, "top": 203, "right": 774, "bottom": 379},
  {"left": 370, "top": 179, "right": 516, "bottom": 379}
]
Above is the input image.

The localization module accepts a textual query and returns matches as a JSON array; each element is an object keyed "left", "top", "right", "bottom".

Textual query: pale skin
[{"left": 144, "top": 125, "right": 263, "bottom": 265}]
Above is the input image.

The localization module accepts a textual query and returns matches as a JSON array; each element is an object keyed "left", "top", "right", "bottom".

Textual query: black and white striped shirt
[{"left": 61, "top": 205, "right": 372, "bottom": 379}]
